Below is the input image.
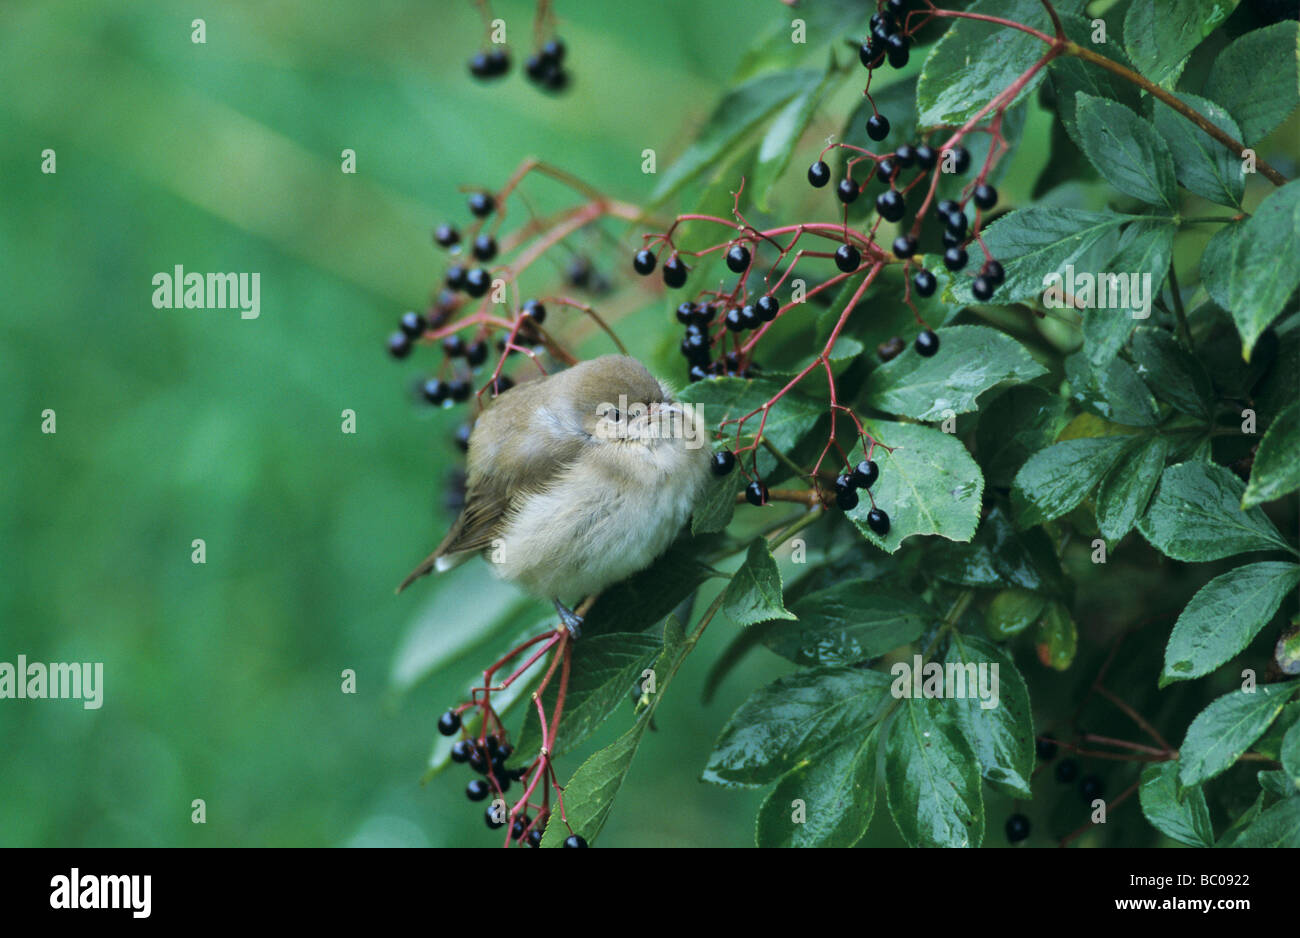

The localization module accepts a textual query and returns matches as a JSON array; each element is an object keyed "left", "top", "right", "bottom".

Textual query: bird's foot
[{"left": 553, "top": 599, "right": 583, "bottom": 639}]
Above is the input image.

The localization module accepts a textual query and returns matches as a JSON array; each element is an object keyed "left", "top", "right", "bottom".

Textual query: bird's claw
[{"left": 553, "top": 599, "right": 583, "bottom": 639}]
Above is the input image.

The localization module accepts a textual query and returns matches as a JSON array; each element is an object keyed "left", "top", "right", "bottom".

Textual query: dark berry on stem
[
  {"left": 915, "top": 144, "right": 936, "bottom": 169},
  {"left": 739, "top": 305, "right": 760, "bottom": 330},
  {"left": 524, "top": 54, "right": 549, "bottom": 82},
  {"left": 726, "top": 244, "right": 751, "bottom": 273},
  {"left": 485, "top": 47, "right": 509, "bottom": 76},
  {"left": 663, "top": 256, "right": 689, "bottom": 289},
  {"left": 633, "top": 249, "right": 656, "bottom": 276},
  {"left": 944, "top": 210, "right": 968, "bottom": 237},
  {"left": 486, "top": 807, "right": 506, "bottom": 830},
  {"left": 688, "top": 364, "right": 708, "bottom": 383},
  {"left": 971, "top": 276, "right": 994, "bottom": 302},
  {"left": 892, "top": 235, "right": 916, "bottom": 258},
  {"left": 468, "top": 192, "right": 494, "bottom": 217},
  {"left": 836, "top": 487, "right": 859, "bottom": 511},
  {"left": 468, "top": 51, "right": 491, "bottom": 78},
  {"left": 835, "top": 243, "right": 861, "bottom": 273},
  {"left": 942, "top": 229, "right": 963, "bottom": 249},
  {"left": 866, "top": 113, "right": 890, "bottom": 141},
  {"left": 886, "top": 33, "right": 910, "bottom": 69},
  {"left": 442, "top": 334, "right": 465, "bottom": 358},
  {"left": 946, "top": 146, "right": 971, "bottom": 173},
  {"left": 943, "top": 246, "right": 968, "bottom": 271},
  {"left": 859, "top": 40, "right": 882, "bottom": 69},
  {"left": 451, "top": 739, "right": 474, "bottom": 764},
  {"left": 1080, "top": 775, "right": 1104, "bottom": 802},
  {"left": 676, "top": 302, "right": 696, "bottom": 325},
  {"left": 446, "top": 265, "right": 468, "bottom": 291},
  {"left": 937, "top": 199, "right": 958, "bottom": 216},
  {"left": 448, "top": 380, "right": 471, "bottom": 403},
  {"left": 866, "top": 507, "right": 890, "bottom": 536},
  {"left": 541, "top": 37, "right": 566, "bottom": 64},
  {"left": 808, "top": 160, "right": 831, "bottom": 188},
  {"left": 876, "top": 189, "right": 905, "bottom": 222},
  {"left": 567, "top": 256, "right": 591, "bottom": 287},
  {"left": 1055, "top": 758, "right": 1079, "bottom": 783},
  {"left": 912, "top": 269, "right": 937, "bottom": 297},
  {"left": 974, "top": 184, "right": 998, "bottom": 210},
  {"left": 521, "top": 298, "right": 546, "bottom": 323},
  {"left": 877, "top": 158, "right": 898, "bottom": 182},
  {"left": 472, "top": 234, "right": 497, "bottom": 261},
  {"left": 915, "top": 329, "right": 940, "bottom": 356},
  {"left": 1036, "top": 737, "right": 1058, "bottom": 761},
  {"left": 695, "top": 303, "right": 718, "bottom": 324},
  {"left": 894, "top": 144, "right": 915, "bottom": 167},
  {"left": 564, "top": 834, "right": 588, "bottom": 848},
  {"left": 434, "top": 224, "right": 459, "bottom": 248},
  {"left": 982, "top": 259, "right": 1005, "bottom": 286},
  {"left": 423, "top": 378, "right": 449, "bottom": 405},
  {"left": 454, "top": 423, "right": 472, "bottom": 451},
  {"left": 1005, "top": 814, "right": 1030, "bottom": 844},
  {"left": 756, "top": 294, "right": 780, "bottom": 321},
  {"left": 466, "top": 779, "right": 489, "bottom": 802},
  {"left": 527, "top": 829, "right": 543, "bottom": 848},
  {"left": 852, "top": 459, "right": 879, "bottom": 489},
  {"left": 438, "top": 709, "right": 461, "bottom": 735},
  {"left": 465, "top": 340, "right": 488, "bottom": 366},
  {"left": 837, "top": 178, "right": 859, "bottom": 204},
  {"left": 711, "top": 450, "right": 737, "bottom": 476},
  {"left": 399, "top": 310, "right": 426, "bottom": 337},
  {"left": 724, "top": 307, "right": 744, "bottom": 332},
  {"left": 745, "top": 481, "right": 769, "bottom": 507}
]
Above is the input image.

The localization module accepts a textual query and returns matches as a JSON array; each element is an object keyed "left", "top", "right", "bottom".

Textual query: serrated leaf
[
  {"left": 724, "top": 538, "right": 796, "bottom": 627},
  {"left": 975, "top": 385, "right": 1070, "bottom": 488},
  {"left": 678, "top": 375, "right": 825, "bottom": 453},
  {"left": 1050, "top": 14, "right": 1143, "bottom": 147},
  {"left": 1074, "top": 93, "right": 1177, "bottom": 207},
  {"left": 539, "top": 714, "right": 650, "bottom": 847},
  {"left": 762, "top": 581, "right": 932, "bottom": 666},
  {"left": 692, "top": 467, "right": 741, "bottom": 534},
  {"left": 1162, "top": 562, "right": 1300, "bottom": 685},
  {"left": 1282, "top": 720, "right": 1300, "bottom": 788},
  {"left": 1232, "top": 792, "right": 1300, "bottom": 847},
  {"left": 650, "top": 68, "right": 824, "bottom": 204},
  {"left": 1205, "top": 21, "right": 1300, "bottom": 145},
  {"left": 885, "top": 696, "right": 984, "bottom": 847},
  {"left": 704, "top": 667, "right": 893, "bottom": 788},
  {"left": 863, "top": 325, "right": 1046, "bottom": 422},
  {"left": 582, "top": 543, "right": 716, "bottom": 637},
  {"left": 1081, "top": 219, "right": 1175, "bottom": 364},
  {"left": 1138, "top": 762, "right": 1215, "bottom": 847},
  {"left": 844, "top": 421, "right": 984, "bottom": 552},
  {"left": 1123, "top": 0, "right": 1238, "bottom": 88},
  {"left": 968, "top": 207, "right": 1130, "bottom": 303},
  {"left": 755, "top": 728, "right": 880, "bottom": 848},
  {"left": 1244, "top": 400, "right": 1300, "bottom": 507},
  {"left": 1138, "top": 461, "right": 1293, "bottom": 561},
  {"left": 1096, "top": 435, "right": 1169, "bottom": 541},
  {"left": 1178, "top": 681, "right": 1299, "bottom": 787},
  {"left": 1011, "top": 435, "right": 1132, "bottom": 528},
  {"left": 915, "top": 0, "right": 1056, "bottom": 127},
  {"left": 945, "top": 633, "right": 1035, "bottom": 798},
  {"left": 1200, "top": 181, "right": 1300, "bottom": 359},
  {"left": 1130, "top": 327, "right": 1215, "bottom": 420},
  {"left": 929, "top": 506, "right": 1071, "bottom": 598},
  {"left": 1153, "top": 92, "right": 1246, "bottom": 208},
  {"left": 752, "top": 57, "right": 841, "bottom": 210},
  {"left": 1066, "top": 351, "right": 1160, "bottom": 427}
]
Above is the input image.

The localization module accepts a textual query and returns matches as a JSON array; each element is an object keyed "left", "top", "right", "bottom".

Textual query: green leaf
[
  {"left": 929, "top": 506, "right": 1071, "bottom": 598},
  {"left": 1130, "top": 327, "right": 1215, "bottom": 421},
  {"left": 723, "top": 538, "right": 797, "bottom": 627},
  {"left": 1123, "top": 0, "right": 1238, "bottom": 88},
  {"left": 1034, "top": 601, "right": 1078, "bottom": 671},
  {"left": 692, "top": 466, "right": 741, "bottom": 534},
  {"left": 1200, "top": 181, "right": 1300, "bottom": 359},
  {"left": 650, "top": 68, "right": 824, "bottom": 204},
  {"left": 885, "top": 696, "right": 984, "bottom": 847},
  {"left": 1066, "top": 352, "right": 1160, "bottom": 427},
  {"left": 915, "top": 0, "right": 1056, "bottom": 128},
  {"left": 762, "top": 581, "right": 932, "bottom": 666},
  {"left": 582, "top": 544, "right": 716, "bottom": 637},
  {"left": 1162, "top": 562, "right": 1300, "bottom": 685},
  {"left": 845, "top": 421, "right": 984, "bottom": 552},
  {"left": 976, "top": 386, "right": 1071, "bottom": 488},
  {"left": 1138, "top": 461, "right": 1293, "bottom": 561},
  {"left": 755, "top": 728, "right": 880, "bottom": 848},
  {"left": 1081, "top": 220, "right": 1176, "bottom": 364},
  {"left": 1152, "top": 93, "right": 1246, "bottom": 208},
  {"left": 1138, "top": 762, "right": 1215, "bottom": 847},
  {"left": 1244, "top": 400, "right": 1300, "bottom": 507},
  {"left": 1011, "top": 436, "right": 1133, "bottom": 528},
  {"left": 704, "top": 667, "right": 893, "bottom": 787},
  {"left": 1281, "top": 719, "right": 1300, "bottom": 789},
  {"left": 1178, "top": 680, "right": 1299, "bottom": 787},
  {"left": 1205, "top": 21, "right": 1300, "bottom": 145},
  {"left": 945, "top": 633, "right": 1036, "bottom": 798},
  {"left": 863, "top": 325, "right": 1046, "bottom": 422},
  {"left": 1049, "top": 15, "right": 1143, "bottom": 147},
  {"left": 984, "top": 588, "right": 1049, "bottom": 640},
  {"left": 678, "top": 375, "right": 825, "bottom": 453},
  {"left": 969, "top": 207, "right": 1130, "bottom": 304},
  {"left": 1095, "top": 435, "right": 1169, "bottom": 542},
  {"left": 1074, "top": 93, "right": 1178, "bottom": 208},
  {"left": 539, "top": 713, "right": 651, "bottom": 847},
  {"left": 751, "top": 57, "right": 841, "bottom": 211},
  {"left": 1232, "top": 795, "right": 1300, "bottom": 848}
]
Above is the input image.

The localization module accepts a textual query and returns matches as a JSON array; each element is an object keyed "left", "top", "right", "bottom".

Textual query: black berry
[
  {"left": 876, "top": 189, "right": 906, "bottom": 222},
  {"left": 943, "top": 246, "right": 968, "bottom": 271},
  {"left": 982, "top": 259, "right": 1005, "bottom": 286},
  {"left": 973, "top": 184, "right": 998, "bottom": 210},
  {"left": 914, "top": 144, "right": 937, "bottom": 169},
  {"left": 745, "top": 481, "right": 769, "bottom": 507},
  {"left": 442, "top": 334, "right": 465, "bottom": 358},
  {"left": 894, "top": 144, "right": 916, "bottom": 167},
  {"left": 466, "top": 779, "right": 490, "bottom": 802},
  {"left": 912, "top": 269, "right": 937, "bottom": 297},
  {"left": 465, "top": 340, "right": 488, "bottom": 367},
  {"left": 726, "top": 244, "right": 751, "bottom": 273},
  {"left": 387, "top": 331, "right": 413, "bottom": 359},
  {"left": 448, "top": 379, "right": 472, "bottom": 403},
  {"left": 886, "top": 33, "right": 910, "bottom": 69},
  {"left": 971, "top": 276, "right": 994, "bottom": 302},
  {"left": 834, "top": 243, "right": 861, "bottom": 273},
  {"left": 866, "top": 113, "right": 890, "bottom": 141},
  {"left": 446, "top": 264, "right": 468, "bottom": 291},
  {"left": 738, "top": 305, "right": 760, "bottom": 330},
  {"left": 1036, "top": 737, "right": 1058, "bottom": 761},
  {"left": 756, "top": 295, "right": 780, "bottom": 321},
  {"left": 527, "top": 829, "right": 543, "bottom": 847},
  {"left": 724, "top": 307, "right": 744, "bottom": 332},
  {"left": 892, "top": 235, "right": 916, "bottom": 258},
  {"left": 451, "top": 739, "right": 474, "bottom": 763},
  {"left": 1005, "top": 814, "right": 1030, "bottom": 844},
  {"left": 423, "top": 378, "right": 449, "bottom": 405},
  {"left": 915, "top": 329, "right": 940, "bottom": 356},
  {"left": 808, "top": 160, "right": 831, "bottom": 188},
  {"left": 711, "top": 450, "right": 736, "bottom": 476},
  {"left": 946, "top": 146, "right": 971, "bottom": 174},
  {"left": 662, "top": 256, "right": 689, "bottom": 289},
  {"left": 852, "top": 459, "right": 879, "bottom": 489},
  {"left": 633, "top": 249, "right": 656, "bottom": 276},
  {"left": 836, "top": 487, "right": 859, "bottom": 511},
  {"left": 485, "top": 806, "right": 506, "bottom": 830},
  {"left": 877, "top": 158, "right": 898, "bottom": 182},
  {"left": 859, "top": 39, "right": 882, "bottom": 69},
  {"left": 563, "top": 834, "right": 588, "bottom": 848},
  {"left": 837, "top": 178, "right": 859, "bottom": 204},
  {"left": 1080, "top": 775, "right": 1104, "bottom": 802},
  {"left": 454, "top": 423, "right": 472, "bottom": 451},
  {"left": 468, "top": 192, "right": 495, "bottom": 217},
  {"left": 434, "top": 224, "right": 460, "bottom": 248},
  {"left": 944, "top": 210, "right": 968, "bottom": 238},
  {"left": 521, "top": 298, "right": 546, "bottom": 324},
  {"left": 400, "top": 310, "right": 427, "bottom": 337},
  {"left": 567, "top": 256, "right": 591, "bottom": 288},
  {"left": 866, "top": 507, "right": 890, "bottom": 536},
  {"left": 676, "top": 302, "right": 696, "bottom": 325},
  {"left": 1055, "top": 758, "right": 1079, "bottom": 784}
]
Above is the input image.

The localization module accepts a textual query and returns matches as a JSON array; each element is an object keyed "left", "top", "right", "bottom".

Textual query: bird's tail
[{"left": 395, "top": 550, "right": 468, "bottom": 594}]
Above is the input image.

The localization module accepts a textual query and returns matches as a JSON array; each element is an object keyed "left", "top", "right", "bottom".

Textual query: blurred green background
[{"left": 3, "top": 0, "right": 1297, "bottom": 849}]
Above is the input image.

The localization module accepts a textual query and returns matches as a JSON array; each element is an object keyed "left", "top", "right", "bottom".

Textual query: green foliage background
[{"left": 1, "top": 0, "right": 1297, "bottom": 848}]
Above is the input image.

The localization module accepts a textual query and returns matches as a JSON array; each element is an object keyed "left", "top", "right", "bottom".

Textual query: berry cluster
[{"left": 523, "top": 38, "right": 570, "bottom": 93}]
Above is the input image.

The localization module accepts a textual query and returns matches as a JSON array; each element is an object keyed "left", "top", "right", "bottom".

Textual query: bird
[{"left": 397, "top": 355, "right": 712, "bottom": 635}]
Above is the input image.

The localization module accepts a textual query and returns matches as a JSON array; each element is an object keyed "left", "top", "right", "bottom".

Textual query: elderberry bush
[{"left": 395, "top": 0, "right": 1300, "bottom": 849}]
